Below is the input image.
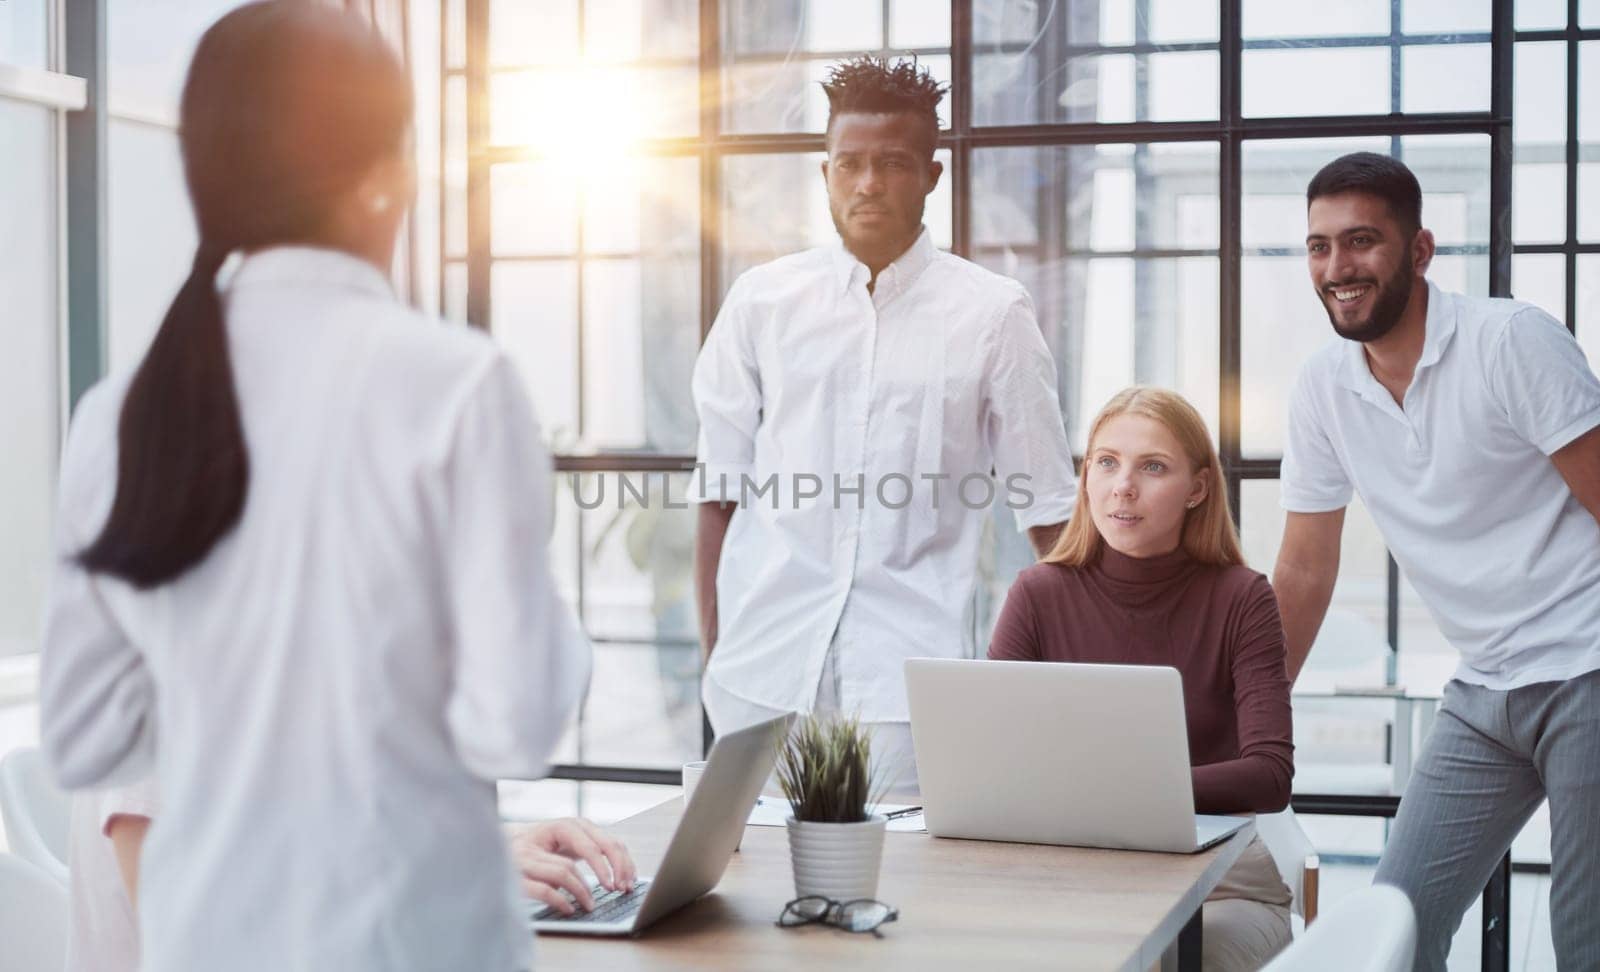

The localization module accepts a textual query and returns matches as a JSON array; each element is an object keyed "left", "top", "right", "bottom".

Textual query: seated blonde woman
[{"left": 989, "top": 386, "right": 1294, "bottom": 971}]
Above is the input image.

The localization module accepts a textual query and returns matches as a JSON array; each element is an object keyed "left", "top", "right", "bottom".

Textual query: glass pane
[
  {"left": 582, "top": 255, "right": 701, "bottom": 453},
  {"left": 973, "top": 143, "right": 1220, "bottom": 444},
  {"left": 583, "top": 0, "right": 698, "bottom": 63},
  {"left": 109, "top": 121, "right": 196, "bottom": 374},
  {"left": 1046, "top": 256, "right": 1220, "bottom": 445},
  {"left": 445, "top": 0, "right": 465, "bottom": 70},
  {"left": 1239, "top": 482, "right": 1391, "bottom": 691},
  {"left": 492, "top": 262, "right": 580, "bottom": 447},
  {"left": 491, "top": 0, "right": 578, "bottom": 66},
  {"left": 491, "top": 65, "right": 698, "bottom": 146},
  {"left": 0, "top": 100, "right": 57, "bottom": 658},
  {"left": 722, "top": 0, "right": 953, "bottom": 133},
  {"left": 973, "top": 142, "right": 1220, "bottom": 253},
  {"left": 581, "top": 155, "right": 700, "bottom": 255},
  {"left": 558, "top": 468, "right": 701, "bottom": 769},
  {"left": 1396, "top": 571, "right": 1456, "bottom": 692},
  {"left": 443, "top": 262, "right": 468, "bottom": 324},
  {"left": 1240, "top": 135, "right": 1491, "bottom": 457},
  {"left": 890, "top": 0, "right": 952, "bottom": 48},
  {"left": 1516, "top": 0, "right": 1567, "bottom": 31},
  {"left": 976, "top": 49, "right": 1219, "bottom": 126},
  {"left": 495, "top": 156, "right": 701, "bottom": 452},
  {"left": 1400, "top": 44, "right": 1491, "bottom": 113},
  {"left": 1586, "top": 0, "right": 1600, "bottom": 28},
  {"left": 109, "top": 0, "right": 248, "bottom": 120},
  {"left": 491, "top": 161, "right": 580, "bottom": 256},
  {"left": 1147, "top": 0, "right": 1222, "bottom": 43},
  {"left": 1242, "top": 0, "right": 1387, "bottom": 39},
  {"left": 0, "top": 0, "right": 49, "bottom": 69},
  {"left": 1400, "top": 0, "right": 1491, "bottom": 34},
  {"left": 1514, "top": 42, "right": 1568, "bottom": 244},
  {"left": 1580, "top": 255, "right": 1600, "bottom": 366},
  {"left": 721, "top": 152, "right": 831, "bottom": 287},
  {"left": 573, "top": 472, "right": 698, "bottom": 643},
  {"left": 1582, "top": 43, "right": 1600, "bottom": 241},
  {"left": 493, "top": 0, "right": 698, "bottom": 66},
  {"left": 580, "top": 643, "right": 702, "bottom": 767},
  {"left": 723, "top": 54, "right": 953, "bottom": 135},
  {"left": 445, "top": 76, "right": 468, "bottom": 259},
  {"left": 720, "top": 149, "right": 953, "bottom": 295},
  {"left": 1512, "top": 253, "right": 1568, "bottom": 327},
  {"left": 972, "top": 0, "right": 1220, "bottom": 127},
  {"left": 1243, "top": 47, "right": 1389, "bottom": 118}
]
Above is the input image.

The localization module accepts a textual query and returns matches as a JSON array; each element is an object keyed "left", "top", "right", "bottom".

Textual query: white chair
[
  {"left": 0, "top": 852, "right": 71, "bottom": 972},
  {"left": 1255, "top": 807, "right": 1320, "bottom": 931},
  {"left": 1260, "top": 884, "right": 1415, "bottom": 972},
  {"left": 0, "top": 747, "right": 71, "bottom": 886}
]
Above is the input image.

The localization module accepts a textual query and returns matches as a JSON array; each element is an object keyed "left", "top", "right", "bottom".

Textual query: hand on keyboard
[
  {"left": 510, "top": 818, "right": 637, "bottom": 916},
  {"left": 530, "top": 881, "right": 651, "bottom": 924}
]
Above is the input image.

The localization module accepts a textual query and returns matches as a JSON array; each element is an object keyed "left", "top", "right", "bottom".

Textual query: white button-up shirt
[
  {"left": 40, "top": 247, "right": 589, "bottom": 972},
  {"left": 693, "top": 229, "right": 1076, "bottom": 724},
  {"left": 1283, "top": 281, "right": 1600, "bottom": 689}
]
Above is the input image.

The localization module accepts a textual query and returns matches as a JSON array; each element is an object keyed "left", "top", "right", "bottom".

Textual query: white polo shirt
[{"left": 1282, "top": 281, "right": 1600, "bottom": 689}]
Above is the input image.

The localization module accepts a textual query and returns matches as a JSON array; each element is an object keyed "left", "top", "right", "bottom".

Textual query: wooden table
[{"left": 537, "top": 799, "right": 1254, "bottom": 971}]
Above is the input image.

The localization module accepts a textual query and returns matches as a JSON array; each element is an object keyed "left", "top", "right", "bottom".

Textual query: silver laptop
[
  {"left": 529, "top": 712, "right": 794, "bottom": 936},
  {"left": 905, "top": 659, "right": 1249, "bottom": 854}
]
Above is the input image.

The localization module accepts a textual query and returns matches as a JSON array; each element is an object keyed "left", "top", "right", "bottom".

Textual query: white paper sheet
[{"left": 744, "top": 798, "right": 926, "bottom": 833}]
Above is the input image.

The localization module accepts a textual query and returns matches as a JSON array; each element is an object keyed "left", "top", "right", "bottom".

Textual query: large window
[
  {"left": 447, "top": 3, "right": 1597, "bottom": 811},
  {"left": 1, "top": 1, "right": 71, "bottom": 661}
]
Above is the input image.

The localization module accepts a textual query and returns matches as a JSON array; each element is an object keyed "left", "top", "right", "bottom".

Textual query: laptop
[
  {"left": 905, "top": 658, "right": 1249, "bottom": 854},
  {"left": 528, "top": 712, "right": 794, "bottom": 936}
]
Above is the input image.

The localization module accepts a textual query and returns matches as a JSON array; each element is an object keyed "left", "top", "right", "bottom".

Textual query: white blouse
[{"left": 39, "top": 247, "right": 589, "bottom": 971}]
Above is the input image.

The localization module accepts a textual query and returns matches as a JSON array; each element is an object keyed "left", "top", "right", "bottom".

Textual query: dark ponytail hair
[{"left": 78, "top": 1, "right": 412, "bottom": 588}]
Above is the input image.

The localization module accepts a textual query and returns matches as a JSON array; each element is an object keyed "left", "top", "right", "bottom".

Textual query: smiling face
[
  {"left": 1085, "top": 413, "right": 1209, "bottom": 560},
  {"left": 822, "top": 111, "right": 942, "bottom": 271},
  {"left": 1306, "top": 191, "right": 1431, "bottom": 344}
]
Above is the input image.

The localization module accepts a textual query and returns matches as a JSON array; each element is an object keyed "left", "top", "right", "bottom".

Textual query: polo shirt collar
[{"left": 1338, "top": 279, "right": 1456, "bottom": 399}]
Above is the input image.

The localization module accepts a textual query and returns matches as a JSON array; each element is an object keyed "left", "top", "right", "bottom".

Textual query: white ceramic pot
[{"left": 786, "top": 815, "right": 888, "bottom": 902}]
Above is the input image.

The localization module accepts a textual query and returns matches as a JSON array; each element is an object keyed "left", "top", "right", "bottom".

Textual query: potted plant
[{"left": 776, "top": 713, "right": 891, "bottom": 902}]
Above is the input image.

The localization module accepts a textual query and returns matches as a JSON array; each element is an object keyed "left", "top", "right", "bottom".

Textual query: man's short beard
[
  {"left": 829, "top": 204, "right": 925, "bottom": 261},
  {"left": 1325, "top": 252, "right": 1415, "bottom": 343}
]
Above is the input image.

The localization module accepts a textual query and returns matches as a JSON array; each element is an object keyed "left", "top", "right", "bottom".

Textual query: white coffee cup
[
  {"left": 683, "top": 759, "right": 743, "bottom": 850},
  {"left": 681, "top": 760, "right": 708, "bottom": 805}
]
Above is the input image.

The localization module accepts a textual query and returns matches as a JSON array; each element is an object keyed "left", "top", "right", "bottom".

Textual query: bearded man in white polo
[{"left": 1272, "top": 152, "right": 1600, "bottom": 971}]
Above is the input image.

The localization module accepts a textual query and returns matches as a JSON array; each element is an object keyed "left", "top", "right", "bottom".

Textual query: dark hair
[
  {"left": 78, "top": 1, "right": 412, "bottom": 588},
  {"left": 820, "top": 55, "right": 946, "bottom": 156},
  {"left": 1306, "top": 152, "right": 1423, "bottom": 234}
]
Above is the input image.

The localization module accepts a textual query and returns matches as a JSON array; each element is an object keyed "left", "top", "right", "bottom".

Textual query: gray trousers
[{"left": 1373, "top": 668, "right": 1600, "bottom": 971}]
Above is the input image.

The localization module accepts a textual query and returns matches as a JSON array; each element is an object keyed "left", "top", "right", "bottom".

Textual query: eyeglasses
[{"left": 777, "top": 895, "right": 899, "bottom": 936}]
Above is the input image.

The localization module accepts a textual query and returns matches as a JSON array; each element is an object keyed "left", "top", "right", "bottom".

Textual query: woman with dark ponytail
[{"left": 39, "top": 4, "right": 591, "bottom": 968}]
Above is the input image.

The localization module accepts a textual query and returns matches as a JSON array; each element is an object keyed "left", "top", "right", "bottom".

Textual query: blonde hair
[{"left": 1046, "top": 386, "right": 1244, "bottom": 569}]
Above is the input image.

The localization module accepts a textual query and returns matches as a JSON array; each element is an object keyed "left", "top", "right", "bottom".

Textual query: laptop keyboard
[{"left": 529, "top": 881, "right": 651, "bottom": 925}]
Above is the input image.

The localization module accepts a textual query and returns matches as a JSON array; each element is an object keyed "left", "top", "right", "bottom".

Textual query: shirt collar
[
  {"left": 1338, "top": 279, "right": 1455, "bottom": 396},
  {"left": 224, "top": 245, "right": 396, "bottom": 301},
  {"left": 831, "top": 226, "right": 936, "bottom": 300}
]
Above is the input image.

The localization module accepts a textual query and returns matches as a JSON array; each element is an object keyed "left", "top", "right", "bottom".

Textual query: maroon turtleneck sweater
[{"left": 987, "top": 545, "right": 1294, "bottom": 814}]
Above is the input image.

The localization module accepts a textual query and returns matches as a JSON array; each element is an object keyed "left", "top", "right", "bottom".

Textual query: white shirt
[
  {"left": 65, "top": 778, "right": 160, "bottom": 972},
  {"left": 1282, "top": 281, "right": 1600, "bottom": 689},
  {"left": 39, "top": 247, "right": 590, "bottom": 971},
  {"left": 692, "top": 229, "right": 1076, "bottom": 724}
]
